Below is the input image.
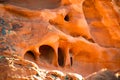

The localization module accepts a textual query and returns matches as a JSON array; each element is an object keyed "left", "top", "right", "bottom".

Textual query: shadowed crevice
[
  {"left": 64, "top": 14, "right": 70, "bottom": 21},
  {"left": 58, "top": 48, "right": 64, "bottom": 67}
]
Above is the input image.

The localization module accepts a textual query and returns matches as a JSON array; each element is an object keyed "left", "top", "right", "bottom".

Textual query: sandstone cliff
[{"left": 0, "top": 0, "right": 120, "bottom": 80}]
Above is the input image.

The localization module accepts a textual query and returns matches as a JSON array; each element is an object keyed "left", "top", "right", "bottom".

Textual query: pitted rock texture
[
  {"left": 0, "top": 55, "right": 119, "bottom": 80},
  {"left": 0, "top": 55, "right": 84, "bottom": 80},
  {"left": 0, "top": 0, "right": 120, "bottom": 78},
  {"left": 0, "top": 55, "right": 44, "bottom": 80}
]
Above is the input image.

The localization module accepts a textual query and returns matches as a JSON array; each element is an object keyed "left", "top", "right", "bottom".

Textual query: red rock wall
[{"left": 0, "top": 0, "right": 120, "bottom": 78}]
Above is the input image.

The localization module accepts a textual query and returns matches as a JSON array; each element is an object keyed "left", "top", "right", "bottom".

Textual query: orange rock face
[{"left": 0, "top": 0, "right": 120, "bottom": 78}]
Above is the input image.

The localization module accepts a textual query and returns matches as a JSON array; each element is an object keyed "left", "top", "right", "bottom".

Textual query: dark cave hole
[
  {"left": 24, "top": 51, "right": 36, "bottom": 62},
  {"left": 69, "top": 50, "right": 73, "bottom": 66},
  {"left": 58, "top": 48, "right": 64, "bottom": 67},
  {"left": 70, "top": 57, "right": 73, "bottom": 66},
  {"left": 39, "top": 45, "right": 54, "bottom": 64},
  {"left": 64, "top": 14, "right": 70, "bottom": 21}
]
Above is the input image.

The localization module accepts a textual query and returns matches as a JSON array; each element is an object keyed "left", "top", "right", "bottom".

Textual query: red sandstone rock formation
[{"left": 0, "top": 0, "right": 120, "bottom": 79}]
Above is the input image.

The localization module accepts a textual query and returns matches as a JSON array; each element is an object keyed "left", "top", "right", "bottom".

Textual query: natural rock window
[
  {"left": 39, "top": 45, "right": 54, "bottom": 64},
  {"left": 24, "top": 51, "right": 36, "bottom": 62}
]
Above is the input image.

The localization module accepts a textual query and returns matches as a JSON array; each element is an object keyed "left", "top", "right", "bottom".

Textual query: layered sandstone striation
[{"left": 0, "top": 0, "right": 120, "bottom": 79}]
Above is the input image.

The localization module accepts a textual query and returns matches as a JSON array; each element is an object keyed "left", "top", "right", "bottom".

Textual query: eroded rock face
[
  {"left": 0, "top": 55, "right": 41, "bottom": 80},
  {"left": 0, "top": 0, "right": 120, "bottom": 78},
  {"left": 85, "top": 69, "right": 119, "bottom": 80},
  {"left": 0, "top": 55, "right": 84, "bottom": 80}
]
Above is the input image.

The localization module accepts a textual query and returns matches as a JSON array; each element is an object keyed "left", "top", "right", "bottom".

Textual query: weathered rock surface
[
  {"left": 85, "top": 69, "right": 119, "bottom": 80},
  {"left": 0, "top": 0, "right": 120, "bottom": 79},
  {"left": 0, "top": 55, "right": 84, "bottom": 80}
]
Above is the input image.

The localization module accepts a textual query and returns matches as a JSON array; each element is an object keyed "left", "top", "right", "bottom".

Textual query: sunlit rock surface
[{"left": 0, "top": 0, "right": 120, "bottom": 79}]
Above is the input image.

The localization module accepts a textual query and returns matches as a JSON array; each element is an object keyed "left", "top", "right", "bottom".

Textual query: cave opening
[
  {"left": 64, "top": 14, "right": 70, "bottom": 21},
  {"left": 24, "top": 51, "right": 36, "bottom": 62},
  {"left": 39, "top": 45, "right": 54, "bottom": 64},
  {"left": 58, "top": 48, "right": 64, "bottom": 67}
]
